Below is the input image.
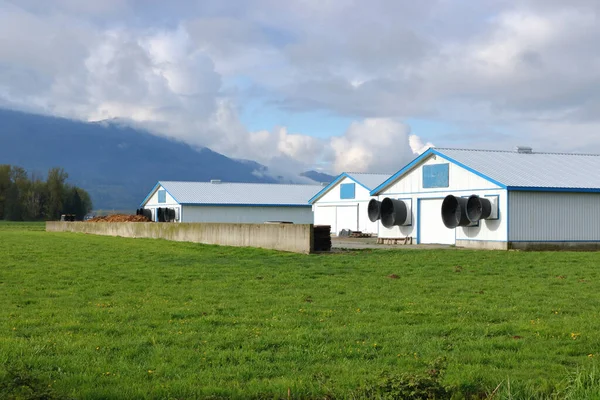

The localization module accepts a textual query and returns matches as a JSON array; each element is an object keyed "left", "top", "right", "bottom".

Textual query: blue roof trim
[
  {"left": 433, "top": 150, "right": 507, "bottom": 189},
  {"left": 308, "top": 173, "right": 371, "bottom": 204},
  {"left": 507, "top": 186, "right": 600, "bottom": 193},
  {"left": 370, "top": 149, "right": 435, "bottom": 195},
  {"left": 370, "top": 148, "right": 507, "bottom": 195},
  {"left": 179, "top": 203, "right": 311, "bottom": 208},
  {"left": 139, "top": 182, "right": 161, "bottom": 207},
  {"left": 346, "top": 174, "right": 373, "bottom": 192},
  {"left": 139, "top": 181, "right": 181, "bottom": 207}
]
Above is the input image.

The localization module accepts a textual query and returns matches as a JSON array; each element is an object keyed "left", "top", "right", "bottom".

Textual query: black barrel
[
  {"left": 466, "top": 195, "right": 492, "bottom": 222},
  {"left": 143, "top": 209, "right": 152, "bottom": 220},
  {"left": 441, "top": 195, "right": 470, "bottom": 228},
  {"left": 367, "top": 199, "right": 382, "bottom": 222},
  {"left": 380, "top": 198, "right": 408, "bottom": 228}
]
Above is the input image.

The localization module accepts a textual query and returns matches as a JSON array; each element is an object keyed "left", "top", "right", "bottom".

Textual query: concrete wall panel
[{"left": 47, "top": 222, "right": 313, "bottom": 254}]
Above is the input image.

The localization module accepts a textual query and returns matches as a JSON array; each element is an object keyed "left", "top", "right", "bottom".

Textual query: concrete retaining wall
[{"left": 46, "top": 222, "right": 314, "bottom": 254}]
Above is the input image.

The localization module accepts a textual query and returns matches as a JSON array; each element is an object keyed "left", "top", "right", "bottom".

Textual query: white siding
[
  {"left": 182, "top": 205, "right": 314, "bottom": 224},
  {"left": 508, "top": 192, "right": 600, "bottom": 241},
  {"left": 384, "top": 156, "right": 499, "bottom": 195},
  {"left": 377, "top": 155, "right": 507, "bottom": 242},
  {"left": 144, "top": 185, "right": 181, "bottom": 222},
  {"left": 358, "top": 201, "right": 379, "bottom": 234},
  {"left": 313, "top": 176, "right": 371, "bottom": 202},
  {"left": 314, "top": 206, "right": 336, "bottom": 231},
  {"left": 376, "top": 190, "right": 508, "bottom": 242},
  {"left": 145, "top": 186, "right": 178, "bottom": 207},
  {"left": 419, "top": 198, "right": 455, "bottom": 244},
  {"left": 336, "top": 205, "right": 358, "bottom": 232},
  {"left": 313, "top": 176, "right": 379, "bottom": 234}
]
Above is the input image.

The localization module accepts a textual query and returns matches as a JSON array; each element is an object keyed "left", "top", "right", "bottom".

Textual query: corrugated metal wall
[
  {"left": 509, "top": 191, "right": 600, "bottom": 241},
  {"left": 183, "top": 205, "right": 314, "bottom": 224}
]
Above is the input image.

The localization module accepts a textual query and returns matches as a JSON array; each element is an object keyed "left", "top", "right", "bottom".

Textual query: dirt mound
[{"left": 86, "top": 214, "right": 150, "bottom": 222}]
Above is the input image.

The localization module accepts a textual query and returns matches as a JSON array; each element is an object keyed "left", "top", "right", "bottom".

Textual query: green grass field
[{"left": 2, "top": 222, "right": 600, "bottom": 399}]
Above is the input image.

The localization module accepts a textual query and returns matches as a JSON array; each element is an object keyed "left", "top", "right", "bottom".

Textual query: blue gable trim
[
  {"left": 139, "top": 181, "right": 181, "bottom": 207},
  {"left": 370, "top": 148, "right": 507, "bottom": 195},
  {"left": 308, "top": 173, "right": 371, "bottom": 204},
  {"left": 370, "top": 149, "right": 436, "bottom": 195},
  {"left": 139, "top": 182, "right": 161, "bottom": 207},
  {"left": 433, "top": 150, "right": 506, "bottom": 189}
]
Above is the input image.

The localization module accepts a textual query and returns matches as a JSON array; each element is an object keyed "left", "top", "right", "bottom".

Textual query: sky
[{"left": 2, "top": 0, "right": 600, "bottom": 176}]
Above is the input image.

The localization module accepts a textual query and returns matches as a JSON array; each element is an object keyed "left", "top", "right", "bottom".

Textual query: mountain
[{"left": 0, "top": 109, "right": 284, "bottom": 209}]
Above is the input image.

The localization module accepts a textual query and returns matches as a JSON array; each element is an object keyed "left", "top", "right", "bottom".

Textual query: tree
[
  {"left": 0, "top": 165, "right": 92, "bottom": 221},
  {"left": 46, "top": 167, "right": 68, "bottom": 220},
  {"left": 5, "top": 166, "right": 29, "bottom": 221},
  {"left": 23, "top": 173, "right": 47, "bottom": 221},
  {"left": 77, "top": 188, "right": 93, "bottom": 216},
  {"left": 4, "top": 183, "right": 22, "bottom": 221},
  {"left": 0, "top": 165, "right": 11, "bottom": 219},
  {"left": 63, "top": 186, "right": 87, "bottom": 220}
]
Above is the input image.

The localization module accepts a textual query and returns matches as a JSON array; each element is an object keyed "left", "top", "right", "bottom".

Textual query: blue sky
[{"left": 2, "top": 0, "right": 600, "bottom": 175}]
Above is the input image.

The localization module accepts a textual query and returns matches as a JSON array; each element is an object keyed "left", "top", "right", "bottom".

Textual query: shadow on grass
[{"left": 0, "top": 363, "right": 67, "bottom": 400}]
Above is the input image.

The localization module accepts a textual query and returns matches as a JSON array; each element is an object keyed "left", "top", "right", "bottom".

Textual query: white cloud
[
  {"left": 329, "top": 119, "right": 414, "bottom": 173},
  {"left": 4, "top": 0, "right": 600, "bottom": 177},
  {"left": 409, "top": 135, "right": 434, "bottom": 155}
]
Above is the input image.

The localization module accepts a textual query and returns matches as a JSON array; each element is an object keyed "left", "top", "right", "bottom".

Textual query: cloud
[
  {"left": 4, "top": 0, "right": 600, "bottom": 178},
  {"left": 0, "top": 1, "right": 428, "bottom": 176},
  {"left": 409, "top": 135, "right": 434, "bottom": 155},
  {"left": 329, "top": 119, "right": 414, "bottom": 173}
]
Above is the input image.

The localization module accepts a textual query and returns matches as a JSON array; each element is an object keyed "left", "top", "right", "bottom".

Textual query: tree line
[{"left": 0, "top": 165, "right": 93, "bottom": 221}]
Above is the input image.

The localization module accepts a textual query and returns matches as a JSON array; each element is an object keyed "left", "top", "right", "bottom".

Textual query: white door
[
  {"left": 419, "top": 199, "right": 455, "bottom": 244},
  {"left": 314, "top": 206, "right": 337, "bottom": 233},
  {"left": 336, "top": 205, "right": 358, "bottom": 234}
]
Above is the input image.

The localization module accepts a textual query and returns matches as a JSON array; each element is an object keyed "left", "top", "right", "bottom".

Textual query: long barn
[
  {"left": 369, "top": 147, "right": 600, "bottom": 250},
  {"left": 141, "top": 181, "right": 322, "bottom": 224}
]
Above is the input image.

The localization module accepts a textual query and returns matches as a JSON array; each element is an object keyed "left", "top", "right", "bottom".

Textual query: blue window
[
  {"left": 340, "top": 183, "right": 356, "bottom": 199},
  {"left": 158, "top": 189, "right": 166, "bottom": 203},
  {"left": 423, "top": 164, "right": 449, "bottom": 188}
]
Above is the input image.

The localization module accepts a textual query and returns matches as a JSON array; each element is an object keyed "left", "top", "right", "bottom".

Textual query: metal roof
[
  {"left": 372, "top": 147, "right": 600, "bottom": 194},
  {"left": 144, "top": 181, "right": 322, "bottom": 207},
  {"left": 309, "top": 172, "right": 391, "bottom": 204},
  {"left": 438, "top": 148, "right": 600, "bottom": 189},
  {"left": 346, "top": 173, "right": 391, "bottom": 190}
]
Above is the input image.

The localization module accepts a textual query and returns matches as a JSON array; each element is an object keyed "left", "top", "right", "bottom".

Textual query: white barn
[
  {"left": 141, "top": 181, "right": 322, "bottom": 224},
  {"left": 309, "top": 173, "right": 390, "bottom": 235},
  {"left": 370, "top": 147, "right": 600, "bottom": 250}
]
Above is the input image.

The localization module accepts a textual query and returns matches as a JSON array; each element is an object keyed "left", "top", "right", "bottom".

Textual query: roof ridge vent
[
  {"left": 210, "top": 179, "right": 222, "bottom": 184},
  {"left": 515, "top": 146, "right": 533, "bottom": 154}
]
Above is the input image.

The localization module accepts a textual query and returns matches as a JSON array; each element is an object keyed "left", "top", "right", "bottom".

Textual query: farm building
[
  {"left": 369, "top": 147, "right": 600, "bottom": 250},
  {"left": 141, "top": 181, "right": 322, "bottom": 224},
  {"left": 309, "top": 173, "right": 390, "bottom": 235}
]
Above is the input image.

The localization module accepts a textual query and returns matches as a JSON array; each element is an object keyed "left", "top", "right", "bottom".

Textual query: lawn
[{"left": 2, "top": 222, "right": 600, "bottom": 399}]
